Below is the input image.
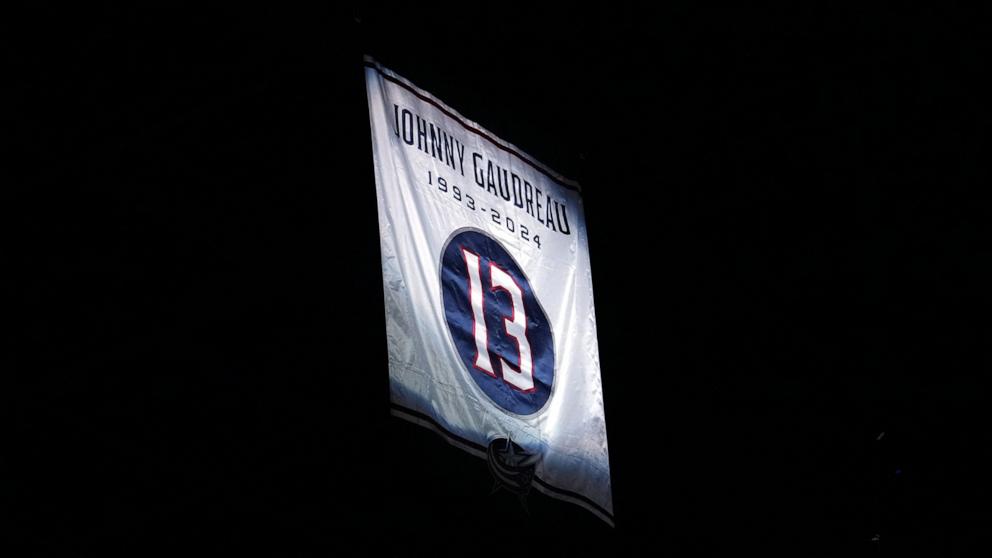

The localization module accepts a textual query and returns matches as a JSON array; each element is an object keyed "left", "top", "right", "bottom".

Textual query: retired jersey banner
[{"left": 365, "top": 57, "right": 613, "bottom": 525}]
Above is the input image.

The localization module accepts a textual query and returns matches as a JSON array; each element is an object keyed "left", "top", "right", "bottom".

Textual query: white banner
[{"left": 365, "top": 57, "right": 613, "bottom": 525}]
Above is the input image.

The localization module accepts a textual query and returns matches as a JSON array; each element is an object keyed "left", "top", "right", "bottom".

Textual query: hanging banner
[{"left": 365, "top": 56, "right": 613, "bottom": 525}]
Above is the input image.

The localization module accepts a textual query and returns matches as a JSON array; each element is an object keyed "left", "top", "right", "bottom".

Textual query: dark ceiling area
[{"left": 14, "top": 5, "right": 988, "bottom": 555}]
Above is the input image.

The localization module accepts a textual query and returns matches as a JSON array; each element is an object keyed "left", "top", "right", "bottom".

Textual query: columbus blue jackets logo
[
  {"left": 440, "top": 229, "right": 555, "bottom": 415},
  {"left": 487, "top": 437, "right": 540, "bottom": 507}
]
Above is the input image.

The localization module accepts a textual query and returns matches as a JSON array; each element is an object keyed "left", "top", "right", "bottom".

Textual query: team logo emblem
[
  {"left": 441, "top": 229, "right": 555, "bottom": 415},
  {"left": 487, "top": 437, "right": 540, "bottom": 508}
]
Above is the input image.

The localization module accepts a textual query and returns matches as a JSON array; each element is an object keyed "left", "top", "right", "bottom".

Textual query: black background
[{"left": 13, "top": 5, "right": 989, "bottom": 555}]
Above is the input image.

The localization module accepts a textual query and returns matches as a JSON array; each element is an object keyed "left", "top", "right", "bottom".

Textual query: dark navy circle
[{"left": 441, "top": 230, "right": 554, "bottom": 415}]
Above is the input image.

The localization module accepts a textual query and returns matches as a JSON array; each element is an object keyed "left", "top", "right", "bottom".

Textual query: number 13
[{"left": 462, "top": 248, "right": 534, "bottom": 392}]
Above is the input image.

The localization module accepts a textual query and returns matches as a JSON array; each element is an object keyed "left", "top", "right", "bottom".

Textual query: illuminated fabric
[{"left": 365, "top": 57, "right": 612, "bottom": 525}]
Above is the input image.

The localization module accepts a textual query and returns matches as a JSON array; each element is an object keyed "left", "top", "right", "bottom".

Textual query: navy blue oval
[{"left": 441, "top": 230, "right": 554, "bottom": 415}]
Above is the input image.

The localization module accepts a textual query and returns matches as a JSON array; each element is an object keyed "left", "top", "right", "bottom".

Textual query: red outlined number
[
  {"left": 462, "top": 248, "right": 535, "bottom": 391},
  {"left": 463, "top": 249, "right": 495, "bottom": 377}
]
